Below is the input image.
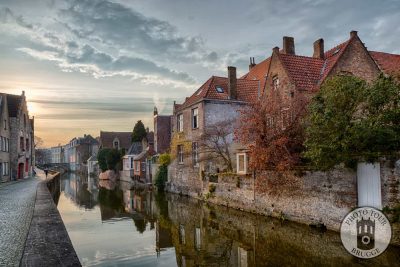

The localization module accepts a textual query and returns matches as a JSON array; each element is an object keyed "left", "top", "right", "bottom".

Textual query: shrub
[
  {"left": 209, "top": 183, "right": 216, "bottom": 193},
  {"left": 155, "top": 165, "right": 168, "bottom": 191},
  {"left": 159, "top": 153, "right": 171, "bottom": 166}
]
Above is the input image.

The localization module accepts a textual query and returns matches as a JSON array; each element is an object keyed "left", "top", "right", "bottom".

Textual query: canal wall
[
  {"left": 21, "top": 172, "right": 81, "bottom": 266},
  {"left": 167, "top": 160, "right": 400, "bottom": 244},
  {"left": 162, "top": 194, "right": 400, "bottom": 266}
]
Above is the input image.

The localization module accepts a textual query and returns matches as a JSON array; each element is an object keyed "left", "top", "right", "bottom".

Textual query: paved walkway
[{"left": 0, "top": 176, "right": 40, "bottom": 266}]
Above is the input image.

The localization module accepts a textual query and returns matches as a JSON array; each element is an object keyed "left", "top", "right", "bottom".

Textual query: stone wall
[
  {"left": 203, "top": 167, "right": 357, "bottom": 231},
  {"left": 167, "top": 159, "right": 400, "bottom": 245}
]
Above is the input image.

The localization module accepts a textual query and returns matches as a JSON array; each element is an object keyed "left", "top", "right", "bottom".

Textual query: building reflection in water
[{"left": 59, "top": 173, "right": 400, "bottom": 267}]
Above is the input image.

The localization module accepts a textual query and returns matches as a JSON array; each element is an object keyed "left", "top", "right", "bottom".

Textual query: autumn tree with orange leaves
[{"left": 235, "top": 91, "right": 308, "bottom": 171}]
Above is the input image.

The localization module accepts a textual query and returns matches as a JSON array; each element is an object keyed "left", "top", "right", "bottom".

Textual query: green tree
[
  {"left": 304, "top": 75, "right": 400, "bottom": 170},
  {"left": 98, "top": 148, "right": 111, "bottom": 172},
  {"left": 132, "top": 120, "right": 147, "bottom": 142},
  {"left": 106, "top": 149, "right": 122, "bottom": 171},
  {"left": 97, "top": 148, "right": 122, "bottom": 172}
]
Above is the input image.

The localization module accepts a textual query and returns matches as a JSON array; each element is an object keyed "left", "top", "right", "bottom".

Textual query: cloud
[
  {"left": 1, "top": 4, "right": 200, "bottom": 88},
  {"left": 58, "top": 0, "right": 216, "bottom": 63}
]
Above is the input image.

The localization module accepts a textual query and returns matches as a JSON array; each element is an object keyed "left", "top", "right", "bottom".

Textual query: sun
[{"left": 27, "top": 101, "right": 39, "bottom": 116}]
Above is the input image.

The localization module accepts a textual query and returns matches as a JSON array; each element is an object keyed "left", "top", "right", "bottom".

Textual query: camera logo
[{"left": 341, "top": 207, "right": 391, "bottom": 259}]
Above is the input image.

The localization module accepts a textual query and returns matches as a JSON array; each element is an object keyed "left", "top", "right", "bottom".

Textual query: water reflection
[{"left": 58, "top": 172, "right": 400, "bottom": 267}]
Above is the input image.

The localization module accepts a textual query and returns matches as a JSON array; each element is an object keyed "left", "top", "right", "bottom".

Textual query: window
[
  {"left": 20, "top": 137, "right": 24, "bottom": 151},
  {"left": 26, "top": 138, "right": 29, "bottom": 151},
  {"left": 177, "top": 114, "right": 183, "bottom": 132},
  {"left": 272, "top": 75, "right": 279, "bottom": 91},
  {"left": 195, "top": 227, "right": 201, "bottom": 250},
  {"left": 237, "top": 153, "right": 248, "bottom": 174},
  {"left": 6, "top": 138, "right": 9, "bottom": 152},
  {"left": 130, "top": 157, "right": 134, "bottom": 169},
  {"left": 216, "top": 86, "right": 224, "bottom": 93},
  {"left": 113, "top": 141, "right": 119, "bottom": 149},
  {"left": 4, "top": 119, "right": 6, "bottom": 130},
  {"left": 135, "top": 161, "right": 140, "bottom": 172},
  {"left": 192, "top": 142, "right": 199, "bottom": 167},
  {"left": 179, "top": 224, "right": 186, "bottom": 245},
  {"left": 0, "top": 137, "right": 2, "bottom": 152},
  {"left": 192, "top": 108, "right": 198, "bottom": 129},
  {"left": 281, "top": 108, "right": 289, "bottom": 129},
  {"left": 142, "top": 162, "right": 146, "bottom": 171},
  {"left": 2, "top": 162, "right": 8, "bottom": 176},
  {"left": 178, "top": 145, "right": 184, "bottom": 164}
]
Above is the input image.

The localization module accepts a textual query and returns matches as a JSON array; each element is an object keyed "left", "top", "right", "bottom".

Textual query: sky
[{"left": 0, "top": 0, "right": 399, "bottom": 147}]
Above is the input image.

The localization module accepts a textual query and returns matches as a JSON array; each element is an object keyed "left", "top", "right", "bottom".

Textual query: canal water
[{"left": 57, "top": 172, "right": 400, "bottom": 267}]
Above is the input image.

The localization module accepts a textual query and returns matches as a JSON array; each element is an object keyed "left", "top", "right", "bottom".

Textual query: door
[
  {"left": 18, "top": 163, "right": 24, "bottom": 179},
  {"left": 357, "top": 162, "right": 382, "bottom": 209}
]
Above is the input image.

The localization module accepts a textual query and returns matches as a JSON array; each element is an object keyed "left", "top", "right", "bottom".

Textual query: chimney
[
  {"left": 272, "top": 46, "right": 280, "bottom": 54},
  {"left": 282, "top": 36, "right": 295, "bottom": 55},
  {"left": 227, "top": 66, "right": 237, "bottom": 100},
  {"left": 350, "top": 30, "right": 358, "bottom": 38},
  {"left": 313, "top": 38, "right": 324, "bottom": 59},
  {"left": 153, "top": 106, "right": 158, "bottom": 116},
  {"left": 249, "top": 57, "right": 256, "bottom": 70}
]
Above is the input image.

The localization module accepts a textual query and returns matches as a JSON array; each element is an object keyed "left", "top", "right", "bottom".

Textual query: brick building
[
  {"left": 0, "top": 94, "right": 11, "bottom": 182},
  {"left": 7, "top": 91, "right": 34, "bottom": 180},
  {"left": 243, "top": 31, "right": 397, "bottom": 107},
  {"left": 167, "top": 30, "right": 400, "bottom": 199},
  {"left": 168, "top": 67, "right": 259, "bottom": 195}
]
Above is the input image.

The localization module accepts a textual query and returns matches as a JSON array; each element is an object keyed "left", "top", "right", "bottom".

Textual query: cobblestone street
[{"left": 0, "top": 177, "right": 40, "bottom": 266}]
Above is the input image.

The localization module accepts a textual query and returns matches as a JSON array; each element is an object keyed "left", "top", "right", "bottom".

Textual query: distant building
[
  {"left": 153, "top": 107, "right": 172, "bottom": 154},
  {"left": 87, "top": 155, "right": 98, "bottom": 175},
  {"left": 67, "top": 134, "right": 99, "bottom": 171},
  {"left": 50, "top": 145, "right": 63, "bottom": 164},
  {"left": 99, "top": 131, "right": 132, "bottom": 152},
  {"left": 122, "top": 142, "right": 142, "bottom": 174}
]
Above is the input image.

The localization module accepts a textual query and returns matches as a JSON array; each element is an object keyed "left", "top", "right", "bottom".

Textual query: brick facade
[
  {"left": 153, "top": 107, "right": 172, "bottom": 154},
  {"left": 7, "top": 92, "right": 34, "bottom": 180},
  {"left": 0, "top": 94, "right": 11, "bottom": 182}
]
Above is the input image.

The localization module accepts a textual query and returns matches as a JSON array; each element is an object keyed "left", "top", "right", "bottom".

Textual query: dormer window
[
  {"left": 272, "top": 76, "right": 279, "bottom": 91},
  {"left": 216, "top": 86, "right": 224, "bottom": 93},
  {"left": 113, "top": 138, "right": 120, "bottom": 150}
]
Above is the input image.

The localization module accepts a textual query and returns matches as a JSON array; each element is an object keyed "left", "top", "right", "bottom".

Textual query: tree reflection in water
[{"left": 59, "top": 173, "right": 400, "bottom": 267}]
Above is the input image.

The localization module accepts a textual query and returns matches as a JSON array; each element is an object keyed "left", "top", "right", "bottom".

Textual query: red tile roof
[
  {"left": 177, "top": 76, "right": 259, "bottom": 110},
  {"left": 240, "top": 35, "right": 400, "bottom": 91},
  {"left": 278, "top": 54, "right": 324, "bottom": 90},
  {"left": 241, "top": 57, "right": 271, "bottom": 90},
  {"left": 370, "top": 51, "right": 400, "bottom": 76}
]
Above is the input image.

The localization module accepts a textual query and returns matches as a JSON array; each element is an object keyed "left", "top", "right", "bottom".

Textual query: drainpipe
[{"left": 253, "top": 170, "right": 256, "bottom": 202}]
